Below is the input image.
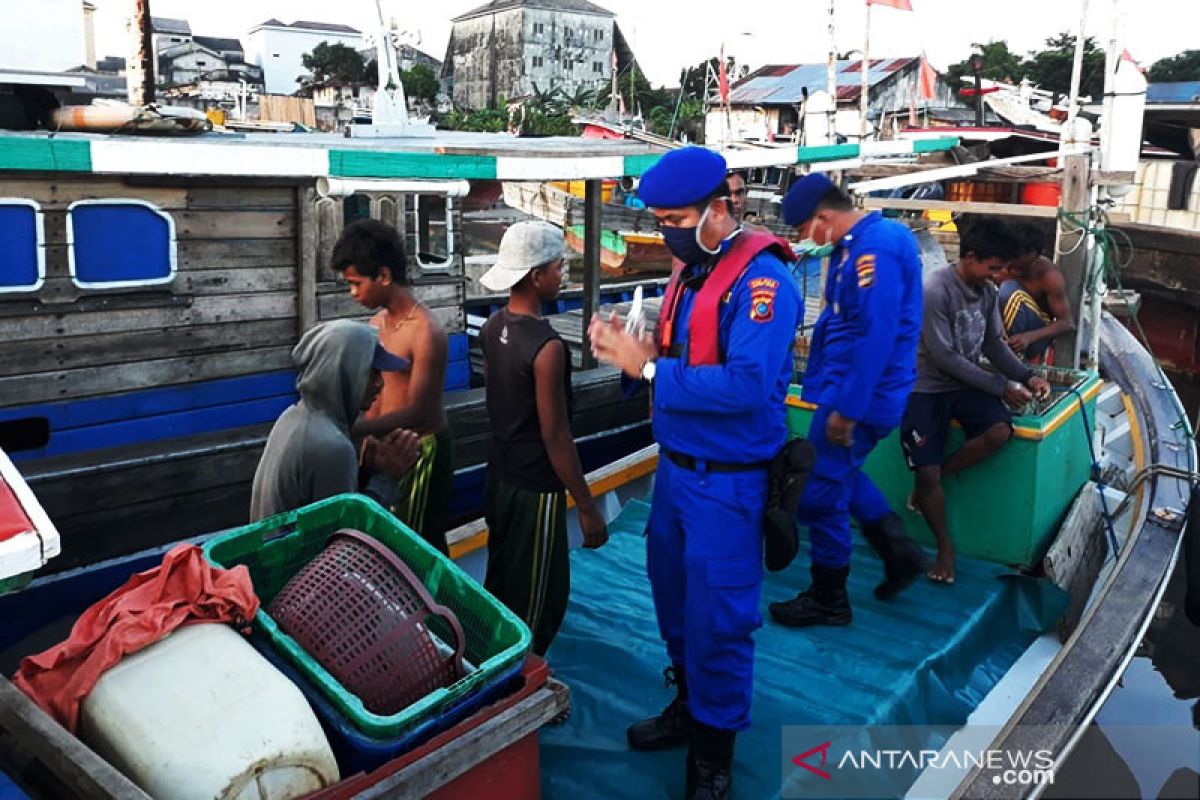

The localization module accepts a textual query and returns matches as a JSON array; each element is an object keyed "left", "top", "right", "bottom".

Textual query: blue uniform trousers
[
  {"left": 799, "top": 405, "right": 894, "bottom": 569},
  {"left": 645, "top": 456, "right": 767, "bottom": 731}
]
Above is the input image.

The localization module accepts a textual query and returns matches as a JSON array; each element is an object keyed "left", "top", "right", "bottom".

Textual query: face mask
[
  {"left": 795, "top": 239, "right": 835, "bottom": 259},
  {"left": 661, "top": 204, "right": 722, "bottom": 265}
]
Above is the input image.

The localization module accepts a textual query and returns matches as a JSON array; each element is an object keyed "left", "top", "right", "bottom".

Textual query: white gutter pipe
[{"left": 316, "top": 177, "right": 472, "bottom": 198}]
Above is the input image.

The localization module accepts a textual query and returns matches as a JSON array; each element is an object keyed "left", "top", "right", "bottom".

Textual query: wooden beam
[
  {"left": 1054, "top": 150, "right": 1091, "bottom": 367},
  {"left": 0, "top": 677, "right": 151, "bottom": 799},
  {"left": 860, "top": 196, "right": 1131, "bottom": 224},
  {"left": 849, "top": 163, "right": 1064, "bottom": 184},
  {"left": 296, "top": 186, "right": 318, "bottom": 334},
  {"left": 581, "top": 179, "right": 601, "bottom": 370}
]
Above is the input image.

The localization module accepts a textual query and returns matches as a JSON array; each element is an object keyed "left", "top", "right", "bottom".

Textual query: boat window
[
  {"left": 415, "top": 194, "right": 454, "bottom": 273},
  {"left": 67, "top": 200, "right": 176, "bottom": 289},
  {"left": 0, "top": 200, "right": 45, "bottom": 294},
  {"left": 0, "top": 417, "right": 50, "bottom": 454}
]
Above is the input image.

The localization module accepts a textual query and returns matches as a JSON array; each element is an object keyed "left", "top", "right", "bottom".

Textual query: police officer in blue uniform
[
  {"left": 589, "top": 147, "right": 802, "bottom": 800},
  {"left": 768, "top": 173, "right": 928, "bottom": 628}
]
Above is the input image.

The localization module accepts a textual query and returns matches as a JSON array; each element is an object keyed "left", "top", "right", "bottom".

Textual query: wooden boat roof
[{"left": 0, "top": 130, "right": 958, "bottom": 182}]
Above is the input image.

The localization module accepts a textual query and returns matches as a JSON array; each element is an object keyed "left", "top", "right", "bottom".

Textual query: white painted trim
[
  {"left": 496, "top": 156, "right": 624, "bottom": 181},
  {"left": 414, "top": 194, "right": 456, "bottom": 274},
  {"left": 721, "top": 148, "right": 805, "bottom": 170},
  {"left": 66, "top": 199, "right": 178, "bottom": 290},
  {"left": 0, "top": 199, "right": 45, "bottom": 294},
  {"left": 90, "top": 140, "right": 328, "bottom": 178},
  {"left": 0, "top": 447, "right": 61, "bottom": 578}
]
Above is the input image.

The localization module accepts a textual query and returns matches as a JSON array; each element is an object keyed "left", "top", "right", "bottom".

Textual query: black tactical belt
[{"left": 663, "top": 449, "right": 769, "bottom": 473}]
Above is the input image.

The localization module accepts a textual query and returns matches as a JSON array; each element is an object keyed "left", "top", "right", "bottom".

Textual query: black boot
[
  {"left": 861, "top": 512, "right": 928, "bottom": 601},
  {"left": 627, "top": 666, "right": 693, "bottom": 751},
  {"left": 768, "top": 564, "right": 852, "bottom": 627},
  {"left": 686, "top": 721, "right": 734, "bottom": 800}
]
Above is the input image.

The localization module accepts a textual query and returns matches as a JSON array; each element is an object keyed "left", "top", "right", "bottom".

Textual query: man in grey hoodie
[
  {"left": 250, "top": 320, "right": 421, "bottom": 522},
  {"left": 902, "top": 218, "right": 1051, "bottom": 585}
]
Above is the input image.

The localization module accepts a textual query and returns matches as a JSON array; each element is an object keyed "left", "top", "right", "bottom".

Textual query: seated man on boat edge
[
  {"left": 331, "top": 219, "right": 455, "bottom": 556},
  {"left": 768, "top": 173, "right": 929, "bottom": 630},
  {"left": 477, "top": 220, "right": 608, "bottom": 658},
  {"left": 997, "top": 220, "right": 1075, "bottom": 365},
  {"left": 248, "top": 320, "right": 421, "bottom": 522},
  {"left": 903, "top": 218, "right": 1051, "bottom": 585},
  {"left": 590, "top": 146, "right": 803, "bottom": 800}
]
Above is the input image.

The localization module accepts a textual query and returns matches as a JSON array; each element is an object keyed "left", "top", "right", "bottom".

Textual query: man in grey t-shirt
[{"left": 901, "top": 219, "right": 1051, "bottom": 585}]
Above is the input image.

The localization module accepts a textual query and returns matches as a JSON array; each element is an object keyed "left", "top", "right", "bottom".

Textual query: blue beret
[
  {"left": 636, "top": 146, "right": 728, "bottom": 209},
  {"left": 782, "top": 173, "right": 835, "bottom": 226}
]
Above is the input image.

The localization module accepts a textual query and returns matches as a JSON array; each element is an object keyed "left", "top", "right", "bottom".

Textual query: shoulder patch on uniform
[
  {"left": 750, "top": 281, "right": 777, "bottom": 323},
  {"left": 855, "top": 254, "right": 876, "bottom": 288}
]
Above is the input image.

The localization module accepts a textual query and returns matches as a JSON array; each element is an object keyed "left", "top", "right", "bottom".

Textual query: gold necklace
[{"left": 389, "top": 304, "right": 420, "bottom": 331}]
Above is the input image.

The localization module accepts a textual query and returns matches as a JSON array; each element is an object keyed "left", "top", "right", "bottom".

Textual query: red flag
[
  {"left": 718, "top": 44, "right": 730, "bottom": 105},
  {"left": 918, "top": 53, "right": 937, "bottom": 100},
  {"left": 867, "top": 0, "right": 913, "bottom": 9},
  {"left": 1121, "top": 49, "right": 1144, "bottom": 73}
]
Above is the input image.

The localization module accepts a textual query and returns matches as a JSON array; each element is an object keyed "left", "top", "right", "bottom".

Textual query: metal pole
[
  {"left": 973, "top": 61, "right": 984, "bottom": 126},
  {"left": 1064, "top": 0, "right": 1090, "bottom": 137},
  {"left": 581, "top": 179, "right": 602, "bottom": 370},
  {"left": 1054, "top": 145, "right": 1092, "bottom": 368},
  {"left": 129, "top": 0, "right": 155, "bottom": 106},
  {"left": 668, "top": 68, "right": 688, "bottom": 140},
  {"left": 827, "top": 0, "right": 837, "bottom": 142},
  {"left": 859, "top": 3, "right": 871, "bottom": 141}
]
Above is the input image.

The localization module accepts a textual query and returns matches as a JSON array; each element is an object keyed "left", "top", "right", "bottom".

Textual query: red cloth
[{"left": 12, "top": 543, "right": 259, "bottom": 732}]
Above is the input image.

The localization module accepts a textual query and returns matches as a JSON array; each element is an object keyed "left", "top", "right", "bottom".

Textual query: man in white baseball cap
[
  {"left": 478, "top": 220, "right": 608, "bottom": 656},
  {"left": 479, "top": 219, "right": 567, "bottom": 292}
]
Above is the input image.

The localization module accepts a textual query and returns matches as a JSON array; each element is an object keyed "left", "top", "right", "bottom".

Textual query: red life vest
[{"left": 657, "top": 231, "right": 796, "bottom": 366}]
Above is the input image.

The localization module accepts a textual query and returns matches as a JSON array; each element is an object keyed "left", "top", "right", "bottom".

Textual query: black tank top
[{"left": 480, "top": 308, "right": 573, "bottom": 491}]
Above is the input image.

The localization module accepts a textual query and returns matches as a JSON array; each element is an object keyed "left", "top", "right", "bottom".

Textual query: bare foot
[{"left": 927, "top": 549, "right": 956, "bottom": 585}]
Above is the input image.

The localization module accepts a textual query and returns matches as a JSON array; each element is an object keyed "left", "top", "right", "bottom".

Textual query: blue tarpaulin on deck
[{"left": 540, "top": 498, "right": 1066, "bottom": 799}]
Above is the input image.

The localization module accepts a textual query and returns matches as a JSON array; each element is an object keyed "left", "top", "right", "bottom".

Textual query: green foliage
[
  {"left": 1148, "top": 50, "right": 1200, "bottom": 83},
  {"left": 946, "top": 41, "right": 1027, "bottom": 94},
  {"left": 301, "top": 42, "right": 368, "bottom": 85},
  {"left": 439, "top": 107, "right": 507, "bottom": 132},
  {"left": 401, "top": 64, "right": 440, "bottom": 102},
  {"left": 1024, "top": 33, "right": 1105, "bottom": 99}
]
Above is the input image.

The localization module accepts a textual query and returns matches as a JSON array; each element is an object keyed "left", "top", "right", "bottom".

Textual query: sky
[{"left": 90, "top": 0, "right": 1196, "bottom": 87}]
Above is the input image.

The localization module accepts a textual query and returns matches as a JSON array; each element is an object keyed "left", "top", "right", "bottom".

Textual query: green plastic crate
[
  {"left": 202, "top": 493, "right": 532, "bottom": 739},
  {"left": 786, "top": 368, "right": 1102, "bottom": 569}
]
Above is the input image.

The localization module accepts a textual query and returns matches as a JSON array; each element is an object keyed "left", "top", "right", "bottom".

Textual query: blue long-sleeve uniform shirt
[
  {"left": 802, "top": 212, "right": 923, "bottom": 427},
  {"left": 653, "top": 245, "right": 803, "bottom": 464}
]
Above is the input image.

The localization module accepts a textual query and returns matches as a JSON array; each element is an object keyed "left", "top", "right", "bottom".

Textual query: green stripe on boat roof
[
  {"left": 0, "top": 132, "right": 959, "bottom": 180},
  {"left": 0, "top": 137, "right": 92, "bottom": 172}
]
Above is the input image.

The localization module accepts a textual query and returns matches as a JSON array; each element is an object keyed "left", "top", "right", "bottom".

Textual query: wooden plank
[
  {"left": 179, "top": 266, "right": 297, "bottom": 295},
  {"left": 0, "top": 346, "right": 295, "bottom": 406},
  {"left": 0, "top": 178, "right": 188, "bottom": 210},
  {"left": 1054, "top": 151, "right": 1090, "bottom": 365},
  {"left": 317, "top": 282, "right": 464, "bottom": 320},
  {"left": 0, "top": 292, "right": 297, "bottom": 343},
  {"left": 0, "top": 677, "right": 151, "bottom": 800},
  {"left": 848, "top": 163, "right": 1063, "bottom": 184},
  {"left": 187, "top": 185, "right": 295, "bottom": 210},
  {"left": 297, "top": 186, "right": 318, "bottom": 334},
  {"left": 353, "top": 681, "right": 569, "bottom": 799},
  {"left": 0, "top": 319, "right": 297, "bottom": 377},
  {"left": 174, "top": 210, "right": 295, "bottom": 240},
  {"left": 1043, "top": 482, "right": 1106, "bottom": 639},
  {"left": 177, "top": 238, "right": 296, "bottom": 271}
]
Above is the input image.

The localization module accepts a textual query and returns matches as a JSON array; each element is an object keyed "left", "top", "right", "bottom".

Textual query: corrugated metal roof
[
  {"left": 1147, "top": 82, "right": 1200, "bottom": 104},
  {"left": 729, "top": 58, "right": 917, "bottom": 105}
]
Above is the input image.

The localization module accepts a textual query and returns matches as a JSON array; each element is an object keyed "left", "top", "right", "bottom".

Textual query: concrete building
[
  {"left": 706, "top": 57, "right": 958, "bottom": 144},
  {"left": 245, "top": 19, "right": 363, "bottom": 96},
  {"left": 0, "top": 0, "right": 89, "bottom": 73},
  {"left": 445, "top": 0, "right": 622, "bottom": 110},
  {"left": 158, "top": 38, "right": 262, "bottom": 88}
]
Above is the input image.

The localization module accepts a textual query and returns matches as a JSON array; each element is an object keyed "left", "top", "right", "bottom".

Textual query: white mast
[{"left": 351, "top": 0, "right": 434, "bottom": 137}]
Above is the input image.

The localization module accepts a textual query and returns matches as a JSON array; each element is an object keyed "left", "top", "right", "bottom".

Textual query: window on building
[
  {"left": 563, "top": 27, "right": 572, "bottom": 38},
  {"left": 595, "top": 29, "right": 604, "bottom": 41},
  {"left": 67, "top": 200, "right": 176, "bottom": 289},
  {"left": 415, "top": 194, "right": 454, "bottom": 273},
  {"left": 532, "top": 56, "right": 544, "bottom": 68},
  {"left": 593, "top": 61, "right": 602, "bottom": 73},
  {"left": 534, "top": 22, "right": 544, "bottom": 34},
  {"left": 0, "top": 200, "right": 44, "bottom": 294}
]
